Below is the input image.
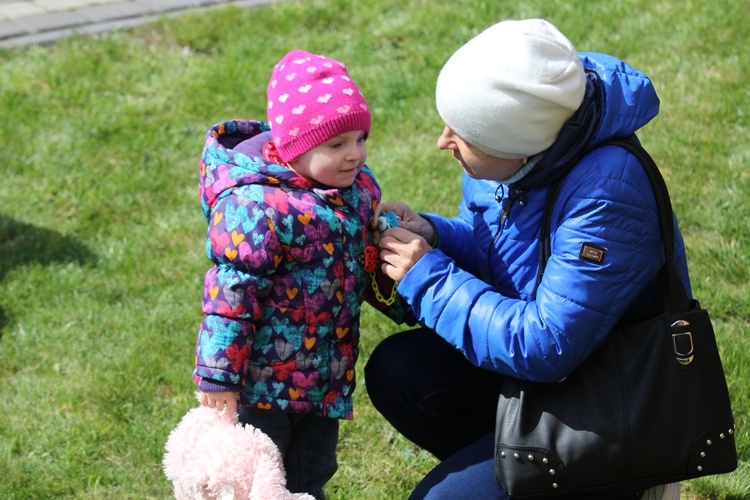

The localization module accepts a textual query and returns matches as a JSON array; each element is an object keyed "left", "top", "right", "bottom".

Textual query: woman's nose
[{"left": 437, "top": 125, "right": 454, "bottom": 150}]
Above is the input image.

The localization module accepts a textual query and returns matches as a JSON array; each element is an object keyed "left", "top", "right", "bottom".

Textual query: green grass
[{"left": 0, "top": 0, "right": 748, "bottom": 498}]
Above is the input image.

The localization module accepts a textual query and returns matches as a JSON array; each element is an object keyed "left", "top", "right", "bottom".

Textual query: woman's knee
[
  {"left": 367, "top": 328, "right": 448, "bottom": 412},
  {"left": 365, "top": 330, "right": 417, "bottom": 399}
]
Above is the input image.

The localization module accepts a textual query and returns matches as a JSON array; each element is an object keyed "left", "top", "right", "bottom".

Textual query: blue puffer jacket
[{"left": 398, "top": 52, "right": 692, "bottom": 383}]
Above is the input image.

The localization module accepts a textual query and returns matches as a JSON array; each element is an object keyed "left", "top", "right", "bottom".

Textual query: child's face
[{"left": 288, "top": 130, "right": 367, "bottom": 188}]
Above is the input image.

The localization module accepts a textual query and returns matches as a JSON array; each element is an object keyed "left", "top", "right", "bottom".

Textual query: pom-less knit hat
[
  {"left": 436, "top": 19, "right": 586, "bottom": 159},
  {"left": 267, "top": 50, "right": 371, "bottom": 163}
]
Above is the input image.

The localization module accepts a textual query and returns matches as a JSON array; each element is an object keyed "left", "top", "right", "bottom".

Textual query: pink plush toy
[{"left": 163, "top": 400, "right": 314, "bottom": 500}]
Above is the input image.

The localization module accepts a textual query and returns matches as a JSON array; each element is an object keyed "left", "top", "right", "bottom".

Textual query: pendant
[{"left": 363, "top": 245, "right": 380, "bottom": 272}]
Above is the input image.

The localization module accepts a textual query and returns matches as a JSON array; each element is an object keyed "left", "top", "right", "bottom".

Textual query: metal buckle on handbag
[{"left": 671, "top": 319, "right": 694, "bottom": 365}]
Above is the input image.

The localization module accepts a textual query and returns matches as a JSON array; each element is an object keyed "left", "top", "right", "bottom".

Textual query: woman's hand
[
  {"left": 372, "top": 202, "right": 436, "bottom": 245},
  {"left": 377, "top": 227, "right": 433, "bottom": 283},
  {"left": 199, "top": 390, "right": 240, "bottom": 413}
]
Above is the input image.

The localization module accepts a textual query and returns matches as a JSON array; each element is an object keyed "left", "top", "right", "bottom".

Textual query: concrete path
[{"left": 0, "top": 0, "right": 276, "bottom": 47}]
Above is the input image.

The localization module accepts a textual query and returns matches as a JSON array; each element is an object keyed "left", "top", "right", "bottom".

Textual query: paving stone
[
  {"left": 0, "top": 0, "right": 277, "bottom": 46},
  {"left": 0, "top": 2, "right": 45, "bottom": 19},
  {"left": 77, "top": 1, "right": 153, "bottom": 22},
  {"left": 89, "top": 0, "right": 134, "bottom": 5},
  {"left": 1, "top": 29, "right": 63, "bottom": 45},
  {"left": 0, "top": 19, "right": 25, "bottom": 38},
  {"left": 137, "top": 0, "right": 219, "bottom": 14},
  {"left": 12, "top": 11, "right": 88, "bottom": 32},
  {"left": 233, "top": 0, "right": 275, "bottom": 7},
  {"left": 34, "top": 0, "right": 88, "bottom": 11}
]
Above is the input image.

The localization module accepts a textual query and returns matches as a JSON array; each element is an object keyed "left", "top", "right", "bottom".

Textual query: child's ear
[{"left": 262, "top": 141, "right": 286, "bottom": 166}]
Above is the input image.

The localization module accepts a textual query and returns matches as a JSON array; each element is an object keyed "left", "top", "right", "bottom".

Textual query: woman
[{"left": 365, "top": 19, "right": 686, "bottom": 499}]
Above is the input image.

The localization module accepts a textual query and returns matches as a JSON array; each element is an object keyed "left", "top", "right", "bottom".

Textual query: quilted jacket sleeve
[
  {"left": 397, "top": 149, "right": 667, "bottom": 383},
  {"left": 193, "top": 193, "right": 282, "bottom": 390},
  {"left": 423, "top": 213, "right": 479, "bottom": 271}
]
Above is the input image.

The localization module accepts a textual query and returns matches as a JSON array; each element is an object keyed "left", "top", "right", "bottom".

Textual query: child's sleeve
[{"left": 193, "top": 194, "right": 282, "bottom": 390}]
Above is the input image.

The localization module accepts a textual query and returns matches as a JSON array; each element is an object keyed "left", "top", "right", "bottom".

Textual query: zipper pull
[
  {"left": 500, "top": 187, "right": 520, "bottom": 226},
  {"left": 499, "top": 198, "right": 511, "bottom": 226}
]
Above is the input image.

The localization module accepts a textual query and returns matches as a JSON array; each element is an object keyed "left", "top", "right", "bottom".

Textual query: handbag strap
[{"left": 537, "top": 137, "right": 690, "bottom": 313}]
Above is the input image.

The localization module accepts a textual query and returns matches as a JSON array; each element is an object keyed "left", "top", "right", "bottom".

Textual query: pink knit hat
[{"left": 266, "top": 50, "right": 372, "bottom": 163}]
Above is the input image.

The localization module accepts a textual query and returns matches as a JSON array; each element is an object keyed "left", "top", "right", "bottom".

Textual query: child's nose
[{"left": 347, "top": 144, "right": 363, "bottom": 162}]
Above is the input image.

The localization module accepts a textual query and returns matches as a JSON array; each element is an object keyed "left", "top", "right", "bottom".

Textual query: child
[{"left": 193, "top": 50, "right": 384, "bottom": 499}]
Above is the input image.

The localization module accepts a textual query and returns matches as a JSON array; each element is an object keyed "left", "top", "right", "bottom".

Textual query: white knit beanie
[{"left": 436, "top": 19, "right": 586, "bottom": 159}]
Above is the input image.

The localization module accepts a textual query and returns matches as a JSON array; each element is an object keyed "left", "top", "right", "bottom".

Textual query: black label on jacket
[{"left": 579, "top": 243, "right": 607, "bottom": 264}]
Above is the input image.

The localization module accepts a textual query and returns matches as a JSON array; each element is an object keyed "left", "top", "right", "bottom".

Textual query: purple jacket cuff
[{"left": 198, "top": 379, "right": 241, "bottom": 393}]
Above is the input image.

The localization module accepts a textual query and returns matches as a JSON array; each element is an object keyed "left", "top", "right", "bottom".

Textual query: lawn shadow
[{"left": 0, "top": 215, "right": 97, "bottom": 337}]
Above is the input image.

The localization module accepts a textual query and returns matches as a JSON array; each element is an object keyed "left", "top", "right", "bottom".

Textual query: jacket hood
[
  {"left": 199, "top": 119, "right": 318, "bottom": 220},
  {"left": 517, "top": 52, "right": 660, "bottom": 189}
]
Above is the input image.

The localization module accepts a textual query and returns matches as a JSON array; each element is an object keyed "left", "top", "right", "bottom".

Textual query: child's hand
[{"left": 199, "top": 390, "right": 240, "bottom": 413}]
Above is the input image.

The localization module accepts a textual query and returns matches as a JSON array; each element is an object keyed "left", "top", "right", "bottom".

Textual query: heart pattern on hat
[{"left": 266, "top": 50, "right": 372, "bottom": 162}]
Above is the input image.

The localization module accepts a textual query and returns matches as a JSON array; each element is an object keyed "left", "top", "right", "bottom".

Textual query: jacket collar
[{"left": 515, "top": 69, "right": 603, "bottom": 190}]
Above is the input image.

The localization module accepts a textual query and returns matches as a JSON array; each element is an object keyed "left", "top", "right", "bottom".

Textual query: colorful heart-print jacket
[{"left": 193, "top": 119, "right": 381, "bottom": 420}]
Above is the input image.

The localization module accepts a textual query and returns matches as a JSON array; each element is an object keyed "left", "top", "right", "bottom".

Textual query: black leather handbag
[{"left": 494, "top": 138, "right": 737, "bottom": 499}]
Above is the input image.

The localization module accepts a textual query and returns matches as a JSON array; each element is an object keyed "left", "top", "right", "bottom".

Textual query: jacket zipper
[
  {"left": 500, "top": 185, "right": 526, "bottom": 227},
  {"left": 488, "top": 185, "right": 526, "bottom": 280},
  {"left": 493, "top": 186, "right": 524, "bottom": 250}
]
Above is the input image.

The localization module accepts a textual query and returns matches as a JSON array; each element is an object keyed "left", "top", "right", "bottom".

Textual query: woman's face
[{"left": 437, "top": 126, "right": 525, "bottom": 181}]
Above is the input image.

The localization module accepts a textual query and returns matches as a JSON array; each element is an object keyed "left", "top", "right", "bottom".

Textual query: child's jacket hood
[{"left": 200, "top": 120, "right": 320, "bottom": 220}]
